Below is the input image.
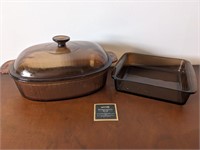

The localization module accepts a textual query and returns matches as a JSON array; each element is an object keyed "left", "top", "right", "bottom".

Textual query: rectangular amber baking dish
[{"left": 112, "top": 53, "right": 197, "bottom": 105}]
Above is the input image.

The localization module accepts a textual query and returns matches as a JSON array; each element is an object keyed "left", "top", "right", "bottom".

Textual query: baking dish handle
[
  {"left": 111, "top": 53, "right": 127, "bottom": 79},
  {"left": 185, "top": 61, "right": 197, "bottom": 93}
]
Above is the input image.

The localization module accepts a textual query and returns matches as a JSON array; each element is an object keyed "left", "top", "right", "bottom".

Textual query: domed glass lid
[{"left": 10, "top": 35, "right": 111, "bottom": 81}]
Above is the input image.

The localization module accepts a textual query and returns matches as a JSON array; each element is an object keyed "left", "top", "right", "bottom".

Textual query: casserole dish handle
[
  {"left": 107, "top": 51, "right": 118, "bottom": 63},
  {"left": 0, "top": 60, "right": 15, "bottom": 74}
]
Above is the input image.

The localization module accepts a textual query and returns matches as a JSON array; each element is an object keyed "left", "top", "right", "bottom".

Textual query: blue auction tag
[{"left": 94, "top": 103, "right": 119, "bottom": 121}]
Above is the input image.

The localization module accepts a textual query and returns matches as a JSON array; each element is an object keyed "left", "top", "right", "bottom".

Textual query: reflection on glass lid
[{"left": 11, "top": 35, "right": 110, "bottom": 80}]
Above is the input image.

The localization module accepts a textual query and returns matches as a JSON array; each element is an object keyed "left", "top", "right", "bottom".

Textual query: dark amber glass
[
  {"left": 9, "top": 35, "right": 113, "bottom": 101},
  {"left": 10, "top": 35, "right": 109, "bottom": 81},
  {"left": 112, "top": 53, "right": 197, "bottom": 105}
]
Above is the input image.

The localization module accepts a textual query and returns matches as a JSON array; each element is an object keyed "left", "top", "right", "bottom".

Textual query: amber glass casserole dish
[{"left": 9, "top": 35, "right": 114, "bottom": 101}]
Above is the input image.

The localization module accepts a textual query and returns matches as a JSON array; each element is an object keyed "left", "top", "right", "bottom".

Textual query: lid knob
[{"left": 53, "top": 35, "right": 70, "bottom": 48}]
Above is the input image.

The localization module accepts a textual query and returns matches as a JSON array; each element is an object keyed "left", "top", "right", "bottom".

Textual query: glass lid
[{"left": 10, "top": 35, "right": 111, "bottom": 81}]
